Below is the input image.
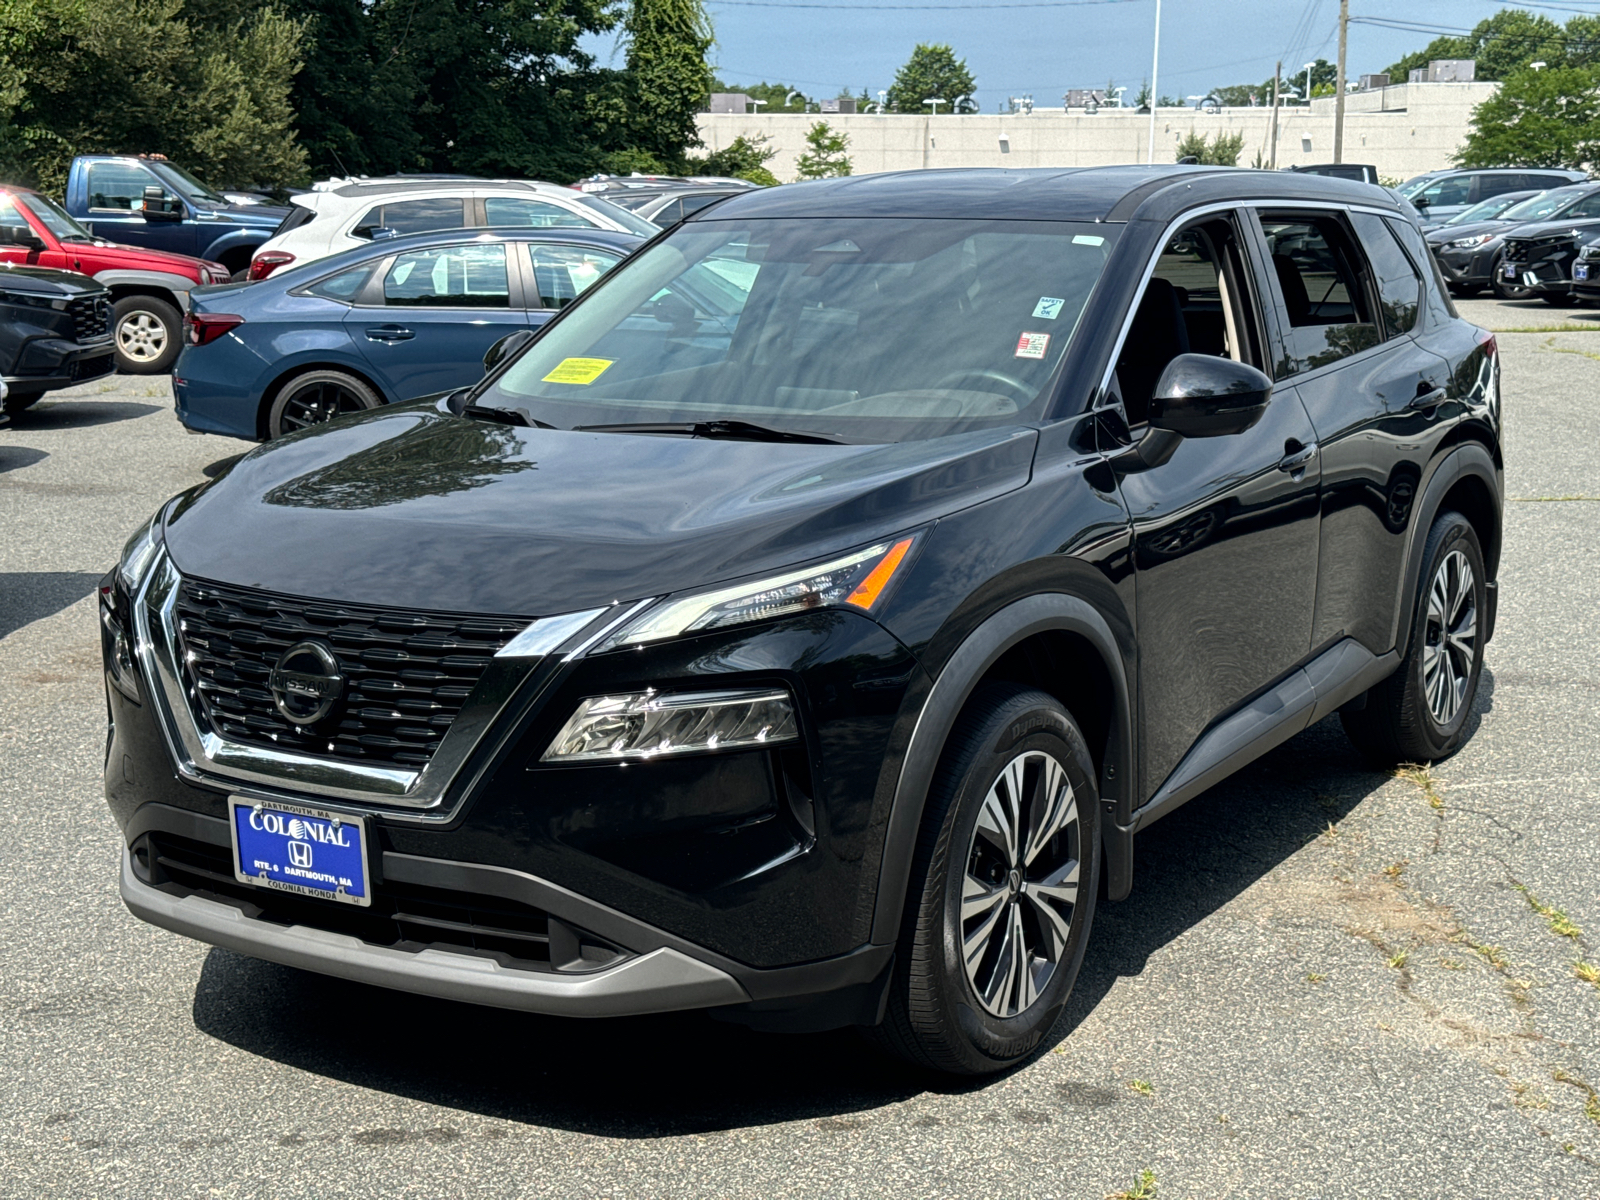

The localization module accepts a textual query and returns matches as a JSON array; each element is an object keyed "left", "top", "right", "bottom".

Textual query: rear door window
[
  {"left": 381, "top": 243, "right": 509, "bottom": 306},
  {"left": 1351, "top": 212, "right": 1423, "bottom": 338},
  {"left": 1415, "top": 175, "right": 1472, "bottom": 209},
  {"left": 526, "top": 245, "right": 622, "bottom": 309},
  {"left": 1563, "top": 193, "right": 1600, "bottom": 219},
  {"left": 1256, "top": 212, "right": 1380, "bottom": 375},
  {"left": 356, "top": 198, "right": 465, "bottom": 237}
]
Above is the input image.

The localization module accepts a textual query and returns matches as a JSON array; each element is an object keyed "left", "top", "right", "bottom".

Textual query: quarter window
[
  {"left": 527, "top": 245, "right": 621, "bottom": 309},
  {"left": 304, "top": 265, "right": 375, "bottom": 302},
  {"left": 1258, "top": 213, "right": 1380, "bottom": 375},
  {"left": 1351, "top": 212, "right": 1422, "bottom": 338},
  {"left": 355, "top": 198, "right": 465, "bottom": 238},
  {"left": 382, "top": 243, "right": 509, "bottom": 307},
  {"left": 87, "top": 163, "right": 165, "bottom": 212},
  {"left": 483, "top": 197, "right": 594, "bottom": 228}
]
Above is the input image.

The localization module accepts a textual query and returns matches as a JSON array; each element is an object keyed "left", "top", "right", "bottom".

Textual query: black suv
[
  {"left": 104, "top": 167, "right": 1502, "bottom": 1075},
  {"left": 1, "top": 263, "right": 113, "bottom": 413},
  {"left": 1499, "top": 217, "right": 1600, "bottom": 304}
]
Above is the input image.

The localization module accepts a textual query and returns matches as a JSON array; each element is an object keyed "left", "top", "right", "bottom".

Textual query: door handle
[
  {"left": 1277, "top": 441, "right": 1318, "bottom": 474},
  {"left": 1410, "top": 384, "right": 1448, "bottom": 410},
  {"left": 364, "top": 325, "right": 415, "bottom": 343}
]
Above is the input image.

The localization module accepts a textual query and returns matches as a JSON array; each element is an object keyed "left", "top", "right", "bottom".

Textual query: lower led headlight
[{"left": 541, "top": 688, "right": 798, "bottom": 763}]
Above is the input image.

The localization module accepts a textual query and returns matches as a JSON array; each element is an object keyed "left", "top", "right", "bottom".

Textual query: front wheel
[
  {"left": 266, "top": 370, "right": 381, "bottom": 439},
  {"left": 1342, "top": 511, "right": 1486, "bottom": 764},
  {"left": 870, "top": 683, "right": 1100, "bottom": 1075},
  {"left": 112, "top": 295, "right": 182, "bottom": 374}
]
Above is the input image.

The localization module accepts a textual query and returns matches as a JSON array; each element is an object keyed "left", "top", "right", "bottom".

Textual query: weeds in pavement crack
[
  {"left": 1106, "top": 1168, "right": 1157, "bottom": 1200},
  {"left": 1514, "top": 884, "right": 1583, "bottom": 941},
  {"left": 1575, "top": 961, "right": 1600, "bottom": 988},
  {"left": 1127, "top": 1080, "right": 1154, "bottom": 1097}
]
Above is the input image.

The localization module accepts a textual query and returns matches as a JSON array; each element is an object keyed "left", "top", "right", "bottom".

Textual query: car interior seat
[{"left": 1116, "top": 276, "right": 1190, "bottom": 426}]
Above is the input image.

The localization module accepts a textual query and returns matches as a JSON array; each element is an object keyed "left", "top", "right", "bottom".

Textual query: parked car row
[{"left": 1423, "top": 181, "right": 1600, "bottom": 303}]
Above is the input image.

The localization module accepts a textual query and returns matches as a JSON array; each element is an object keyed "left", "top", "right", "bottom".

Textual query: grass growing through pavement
[
  {"left": 1576, "top": 961, "right": 1600, "bottom": 988},
  {"left": 1394, "top": 763, "right": 1444, "bottom": 809},
  {"left": 1515, "top": 884, "right": 1583, "bottom": 940},
  {"left": 1127, "top": 1079, "right": 1154, "bottom": 1097},
  {"left": 1106, "top": 1169, "right": 1158, "bottom": 1200}
]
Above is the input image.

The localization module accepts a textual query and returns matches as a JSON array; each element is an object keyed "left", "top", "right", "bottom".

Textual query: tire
[
  {"left": 1449, "top": 284, "right": 1483, "bottom": 299},
  {"left": 1491, "top": 258, "right": 1533, "bottom": 301},
  {"left": 229, "top": 269, "right": 250, "bottom": 283},
  {"left": 1540, "top": 292, "right": 1574, "bottom": 307},
  {"left": 266, "top": 369, "right": 382, "bottom": 439},
  {"left": 1342, "top": 512, "right": 1486, "bottom": 765},
  {"left": 2, "top": 388, "right": 42, "bottom": 414},
  {"left": 869, "top": 683, "right": 1100, "bottom": 1075},
  {"left": 112, "top": 295, "right": 183, "bottom": 375}
]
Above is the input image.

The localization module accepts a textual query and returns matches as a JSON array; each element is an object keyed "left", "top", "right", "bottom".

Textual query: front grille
[
  {"left": 68, "top": 294, "right": 112, "bottom": 341},
  {"left": 139, "top": 832, "right": 626, "bottom": 973},
  {"left": 1502, "top": 241, "right": 1529, "bottom": 263},
  {"left": 174, "top": 577, "right": 528, "bottom": 770}
]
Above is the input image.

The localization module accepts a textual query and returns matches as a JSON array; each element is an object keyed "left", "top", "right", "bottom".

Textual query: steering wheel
[{"left": 931, "top": 368, "right": 1035, "bottom": 403}]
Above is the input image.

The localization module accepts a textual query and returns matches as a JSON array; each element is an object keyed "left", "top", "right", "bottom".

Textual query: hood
[
  {"left": 0, "top": 262, "right": 103, "bottom": 295},
  {"left": 191, "top": 199, "right": 290, "bottom": 227},
  {"left": 1426, "top": 220, "right": 1514, "bottom": 244},
  {"left": 80, "top": 239, "right": 224, "bottom": 277},
  {"left": 1504, "top": 218, "right": 1600, "bottom": 242},
  {"left": 163, "top": 401, "right": 1038, "bottom": 617}
]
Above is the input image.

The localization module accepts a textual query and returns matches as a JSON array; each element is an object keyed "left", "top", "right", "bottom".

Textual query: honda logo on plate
[{"left": 287, "top": 840, "right": 313, "bottom": 868}]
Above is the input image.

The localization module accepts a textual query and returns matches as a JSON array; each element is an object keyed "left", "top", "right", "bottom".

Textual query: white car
[{"left": 247, "top": 179, "right": 658, "bottom": 280}]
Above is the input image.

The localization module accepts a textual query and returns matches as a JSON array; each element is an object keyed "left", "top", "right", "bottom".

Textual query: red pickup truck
[{"left": 0, "top": 185, "right": 230, "bottom": 374}]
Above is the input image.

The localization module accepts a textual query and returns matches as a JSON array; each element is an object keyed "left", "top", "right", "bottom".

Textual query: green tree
[
  {"left": 713, "top": 78, "right": 810, "bottom": 112},
  {"left": 692, "top": 132, "right": 778, "bottom": 185},
  {"left": 622, "top": 0, "right": 713, "bottom": 165},
  {"left": 1384, "top": 9, "right": 1565, "bottom": 81},
  {"left": 1174, "top": 129, "right": 1244, "bottom": 165},
  {"left": 795, "top": 121, "right": 850, "bottom": 179},
  {"left": 886, "top": 43, "right": 976, "bottom": 113},
  {"left": 1455, "top": 63, "right": 1600, "bottom": 169}
]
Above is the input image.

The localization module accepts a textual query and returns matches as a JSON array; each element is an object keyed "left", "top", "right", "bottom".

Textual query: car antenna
[{"left": 328, "top": 147, "right": 352, "bottom": 183}]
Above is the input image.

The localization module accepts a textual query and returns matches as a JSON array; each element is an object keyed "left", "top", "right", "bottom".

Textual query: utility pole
[
  {"left": 1270, "top": 62, "right": 1281, "bottom": 169},
  {"left": 1147, "top": 0, "right": 1162, "bottom": 163},
  {"left": 1334, "top": 0, "right": 1349, "bottom": 163}
]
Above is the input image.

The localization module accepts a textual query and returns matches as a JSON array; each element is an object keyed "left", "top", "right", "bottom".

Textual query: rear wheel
[
  {"left": 112, "top": 295, "right": 182, "bottom": 374},
  {"left": 1342, "top": 512, "right": 1486, "bottom": 764},
  {"left": 266, "top": 370, "right": 381, "bottom": 439},
  {"left": 870, "top": 683, "right": 1099, "bottom": 1075}
]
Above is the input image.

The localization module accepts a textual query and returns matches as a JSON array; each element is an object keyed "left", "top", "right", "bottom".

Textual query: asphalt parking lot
[{"left": 2, "top": 330, "right": 1598, "bottom": 1200}]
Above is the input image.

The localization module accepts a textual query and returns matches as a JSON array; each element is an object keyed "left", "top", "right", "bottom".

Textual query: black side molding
[{"left": 1125, "top": 637, "right": 1399, "bottom": 833}]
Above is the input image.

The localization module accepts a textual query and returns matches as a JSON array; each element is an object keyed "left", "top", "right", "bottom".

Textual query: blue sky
[{"left": 584, "top": 1, "right": 1600, "bottom": 113}]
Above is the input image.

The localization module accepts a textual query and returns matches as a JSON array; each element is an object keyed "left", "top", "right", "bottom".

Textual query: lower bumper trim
[{"left": 120, "top": 849, "right": 750, "bottom": 1017}]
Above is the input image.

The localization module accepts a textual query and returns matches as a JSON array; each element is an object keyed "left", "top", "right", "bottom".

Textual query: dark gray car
[{"left": 1427, "top": 183, "right": 1600, "bottom": 297}]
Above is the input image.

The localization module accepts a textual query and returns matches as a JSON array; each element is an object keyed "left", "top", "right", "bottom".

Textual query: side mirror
[
  {"left": 1149, "top": 354, "right": 1273, "bottom": 437},
  {"left": 1113, "top": 354, "right": 1273, "bottom": 475},
  {"left": 1412, "top": 194, "right": 1430, "bottom": 209},
  {"left": 0, "top": 223, "right": 43, "bottom": 250},
  {"left": 482, "top": 329, "right": 535, "bottom": 373},
  {"left": 352, "top": 225, "right": 399, "bottom": 241},
  {"left": 141, "top": 184, "right": 183, "bottom": 222}
]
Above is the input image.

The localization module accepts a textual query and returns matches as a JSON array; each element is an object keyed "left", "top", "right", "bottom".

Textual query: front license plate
[
  {"left": 1503, "top": 264, "right": 1518, "bottom": 280},
  {"left": 1576, "top": 264, "right": 1590, "bottom": 281},
  {"left": 229, "top": 797, "right": 371, "bottom": 906}
]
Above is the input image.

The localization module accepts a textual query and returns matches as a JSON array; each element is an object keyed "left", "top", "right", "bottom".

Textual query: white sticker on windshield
[
  {"left": 1015, "top": 331, "right": 1051, "bottom": 360},
  {"left": 1032, "top": 296, "right": 1066, "bottom": 320},
  {"left": 1072, "top": 234, "right": 1106, "bottom": 246}
]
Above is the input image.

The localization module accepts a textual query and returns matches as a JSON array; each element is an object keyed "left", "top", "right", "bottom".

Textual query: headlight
[
  {"left": 596, "top": 534, "right": 918, "bottom": 650},
  {"left": 542, "top": 688, "right": 798, "bottom": 762},
  {"left": 118, "top": 508, "right": 165, "bottom": 593},
  {"left": 1445, "top": 234, "right": 1495, "bottom": 249}
]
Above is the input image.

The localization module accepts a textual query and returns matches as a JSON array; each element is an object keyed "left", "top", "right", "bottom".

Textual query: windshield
[
  {"left": 16, "top": 193, "right": 93, "bottom": 240},
  {"left": 571, "top": 193, "right": 663, "bottom": 238},
  {"left": 154, "top": 162, "right": 225, "bottom": 204},
  {"left": 479, "top": 216, "right": 1118, "bottom": 443},
  {"left": 1446, "top": 193, "right": 1536, "bottom": 225},
  {"left": 1396, "top": 176, "right": 1436, "bottom": 199},
  {"left": 1503, "top": 189, "right": 1584, "bottom": 222}
]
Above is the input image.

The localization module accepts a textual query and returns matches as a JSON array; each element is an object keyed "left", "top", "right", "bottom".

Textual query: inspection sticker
[
  {"left": 1014, "top": 331, "right": 1051, "bottom": 360},
  {"left": 542, "top": 357, "right": 614, "bottom": 385},
  {"left": 1072, "top": 234, "right": 1105, "bottom": 246},
  {"left": 1032, "top": 296, "right": 1066, "bottom": 320}
]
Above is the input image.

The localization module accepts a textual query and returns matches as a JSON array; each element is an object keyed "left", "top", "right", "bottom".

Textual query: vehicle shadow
[
  {"left": 0, "top": 446, "right": 49, "bottom": 473},
  {"left": 191, "top": 678, "right": 1494, "bottom": 1134},
  {"left": 4, "top": 400, "right": 161, "bottom": 429},
  {"left": 0, "top": 570, "right": 104, "bottom": 640}
]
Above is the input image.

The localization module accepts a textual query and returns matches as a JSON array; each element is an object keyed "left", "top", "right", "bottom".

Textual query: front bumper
[
  {"left": 120, "top": 846, "right": 748, "bottom": 1016},
  {"left": 1433, "top": 244, "right": 1500, "bottom": 285},
  {"left": 3, "top": 338, "right": 114, "bottom": 392}
]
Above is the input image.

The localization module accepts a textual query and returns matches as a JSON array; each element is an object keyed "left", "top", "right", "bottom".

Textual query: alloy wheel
[
  {"left": 1422, "top": 548, "right": 1477, "bottom": 725},
  {"left": 116, "top": 311, "right": 168, "bottom": 363},
  {"left": 278, "top": 381, "right": 372, "bottom": 432},
  {"left": 960, "top": 749, "right": 1082, "bottom": 1019}
]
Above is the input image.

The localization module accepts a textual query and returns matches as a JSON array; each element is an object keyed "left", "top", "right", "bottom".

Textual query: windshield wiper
[{"left": 572, "top": 420, "right": 843, "bottom": 445}]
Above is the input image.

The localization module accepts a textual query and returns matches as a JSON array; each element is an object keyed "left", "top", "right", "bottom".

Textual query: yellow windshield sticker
[{"left": 542, "top": 357, "right": 614, "bottom": 385}]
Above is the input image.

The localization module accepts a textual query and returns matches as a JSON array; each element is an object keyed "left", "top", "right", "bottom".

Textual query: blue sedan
[{"left": 173, "top": 227, "right": 643, "bottom": 440}]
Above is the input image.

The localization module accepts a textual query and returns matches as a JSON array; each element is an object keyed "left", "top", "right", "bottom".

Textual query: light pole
[
  {"left": 878, "top": 89, "right": 888, "bottom": 115},
  {"left": 785, "top": 90, "right": 805, "bottom": 111},
  {"left": 749, "top": 98, "right": 767, "bottom": 115},
  {"left": 1303, "top": 62, "right": 1315, "bottom": 106},
  {"left": 925, "top": 97, "right": 947, "bottom": 116},
  {"left": 1147, "top": 0, "right": 1162, "bottom": 163}
]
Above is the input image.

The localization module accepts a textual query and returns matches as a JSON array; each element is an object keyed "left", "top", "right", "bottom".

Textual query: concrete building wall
[{"left": 695, "top": 82, "right": 1498, "bottom": 184}]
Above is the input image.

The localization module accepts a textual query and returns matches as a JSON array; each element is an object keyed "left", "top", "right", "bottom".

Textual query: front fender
[
  {"left": 869, "top": 590, "right": 1137, "bottom": 944},
  {"left": 196, "top": 227, "right": 270, "bottom": 264},
  {"left": 94, "top": 270, "right": 196, "bottom": 309}
]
